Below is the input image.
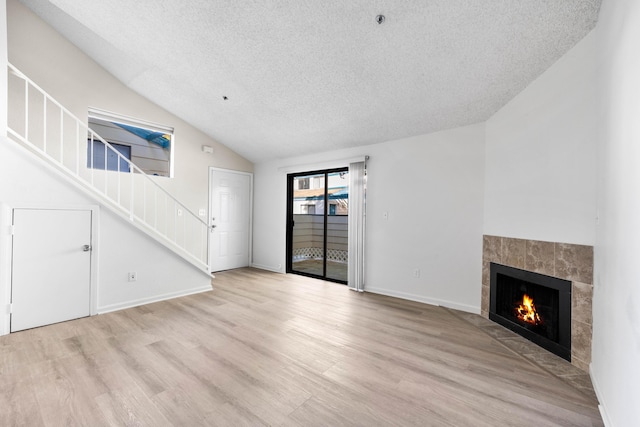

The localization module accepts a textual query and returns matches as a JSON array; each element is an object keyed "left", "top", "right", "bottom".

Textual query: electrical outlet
[
  {"left": 413, "top": 269, "right": 420, "bottom": 278},
  {"left": 198, "top": 208, "right": 206, "bottom": 216},
  {"left": 382, "top": 211, "right": 389, "bottom": 220},
  {"left": 128, "top": 272, "right": 137, "bottom": 282}
]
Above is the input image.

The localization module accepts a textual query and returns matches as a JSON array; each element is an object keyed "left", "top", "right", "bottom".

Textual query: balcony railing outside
[{"left": 291, "top": 214, "right": 348, "bottom": 263}]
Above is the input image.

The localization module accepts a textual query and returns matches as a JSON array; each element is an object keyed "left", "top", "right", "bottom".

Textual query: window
[
  {"left": 87, "top": 140, "right": 131, "bottom": 172},
  {"left": 298, "top": 178, "right": 310, "bottom": 189},
  {"left": 87, "top": 108, "right": 174, "bottom": 177},
  {"left": 301, "top": 204, "right": 316, "bottom": 215}
]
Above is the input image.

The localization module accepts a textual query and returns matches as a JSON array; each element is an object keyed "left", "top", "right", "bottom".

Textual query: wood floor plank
[
  {"left": 0, "top": 267, "right": 603, "bottom": 426},
  {"left": 0, "top": 375, "right": 45, "bottom": 426}
]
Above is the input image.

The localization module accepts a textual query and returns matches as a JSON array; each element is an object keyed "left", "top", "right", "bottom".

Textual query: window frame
[{"left": 87, "top": 108, "right": 175, "bottom": 178}]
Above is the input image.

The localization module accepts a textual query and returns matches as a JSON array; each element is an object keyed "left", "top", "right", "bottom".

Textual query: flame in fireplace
[{"left": 515, "top": 294, "right": 542, "bottom": 326}]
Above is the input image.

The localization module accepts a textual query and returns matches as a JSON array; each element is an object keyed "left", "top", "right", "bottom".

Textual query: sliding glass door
[{"left": 286, "top": 168, "right": 349, "bottom": 283}]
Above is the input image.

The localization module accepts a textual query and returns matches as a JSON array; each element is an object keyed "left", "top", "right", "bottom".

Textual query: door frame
[
  {"left": 208, "top": 167, "right": 254, "bottom": 272},
  {"left": 286, "top": 167, "right": 348, "bottom": 284},
  {"left": 0, "top": 203, "right": 100, "bottom": 336}
]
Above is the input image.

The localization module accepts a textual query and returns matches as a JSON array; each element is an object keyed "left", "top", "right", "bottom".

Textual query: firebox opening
[
  {"left": 495, "top": 273, "right": 560, "bottom": 343},
  {"left": 489, "top": 263, "right": 572, "bottom": 361}
]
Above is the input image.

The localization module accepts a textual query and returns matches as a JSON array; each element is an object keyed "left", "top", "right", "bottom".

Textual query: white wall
[
  {"left": 0, "top": 137, "right": 211, "bottom": 334},
  {"left": 484, "top": 31, "right": 598, "bottom": 245},
  {"left": 0, "top": 0, "right": 5, "bottom": 137},
  {"left": 591, "top": 0, "right": 640, "bottom": 424},
  {"left": 254, "top": 123, "right": 486, "bottom": 313},
  {"left": 6, "top": 0, "right": 252, "bottom": 217}
]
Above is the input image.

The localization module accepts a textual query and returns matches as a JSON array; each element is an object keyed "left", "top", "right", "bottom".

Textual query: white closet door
[{"left": 11, "top": 208, "right": 92, "bottom": 332}]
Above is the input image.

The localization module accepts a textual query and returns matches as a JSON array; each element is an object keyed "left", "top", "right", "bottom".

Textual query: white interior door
[
  {"left": 209, "top": 169, "right": 252, "bottom": 272},
  {"left": 11, "top": 208, "right": 92, "bottom": 332}
]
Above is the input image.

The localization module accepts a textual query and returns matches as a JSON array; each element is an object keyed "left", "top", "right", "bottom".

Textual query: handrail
[{"left": 7, "top": 63, "right": 210, "bottom": 272}]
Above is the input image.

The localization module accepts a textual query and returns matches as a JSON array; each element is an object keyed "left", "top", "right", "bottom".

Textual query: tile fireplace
[
  {"left": 481, "top": 235, "right": 593, "bottom": 371},
  {"left": 490, "top": 262, "right": 572, "bottom": 361}
]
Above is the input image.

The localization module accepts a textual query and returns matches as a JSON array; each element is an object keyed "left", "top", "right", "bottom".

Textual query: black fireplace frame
[{"left": 489, "top": 263, "right": 572, "bottom": 361}]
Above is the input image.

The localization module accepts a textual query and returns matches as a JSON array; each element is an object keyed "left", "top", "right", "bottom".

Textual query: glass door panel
[
  {"left": 291, "top": 173, "right": 325, "bottom": 277},
  {"left": 325, "top": 171, "right": 348, "bottom": 282},
  {"left": 287, "top": 168, "right": 348, "bottom": 284}
]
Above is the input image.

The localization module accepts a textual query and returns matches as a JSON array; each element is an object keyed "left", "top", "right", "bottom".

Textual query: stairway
[{"left": 6, "top": 64, "right": 211, "bottom": 273}]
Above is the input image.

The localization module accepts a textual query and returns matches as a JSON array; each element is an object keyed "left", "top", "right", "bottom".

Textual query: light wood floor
[
  {"left": 291, "top": 259, "right": 348, "bottom": 282},
  {"left": 0, "top": 268, "right": 603, "bottom": 426}
]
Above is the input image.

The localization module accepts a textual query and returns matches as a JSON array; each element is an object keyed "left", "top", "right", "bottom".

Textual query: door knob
[
  {"left": 211, "top": 225, "right": 217, "bottom": 228},
  {"left": 82, "top": 245, "right": 92, "bottom": 252}
]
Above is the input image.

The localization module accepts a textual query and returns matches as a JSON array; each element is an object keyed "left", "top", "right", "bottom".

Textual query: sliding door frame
[{"left": 286, "top": 167, "right": 348, "bottom": 284}]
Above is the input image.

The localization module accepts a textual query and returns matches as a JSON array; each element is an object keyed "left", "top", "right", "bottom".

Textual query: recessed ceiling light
[{"left": 376, "top": 15, "right": 385, "bottom": 24}]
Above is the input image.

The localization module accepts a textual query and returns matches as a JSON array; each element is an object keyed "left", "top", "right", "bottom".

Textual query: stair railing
[{"left": 7, "top": 64, "right": 210, "bottom": 272}]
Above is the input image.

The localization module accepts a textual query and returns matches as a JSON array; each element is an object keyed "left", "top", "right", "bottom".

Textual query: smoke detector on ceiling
[{"left": 376, "top": 15, "right": 385, "bottom": 24}]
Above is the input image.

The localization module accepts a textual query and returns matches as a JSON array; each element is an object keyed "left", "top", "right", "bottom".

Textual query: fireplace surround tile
[
  {"left": 572, "top": 320, "right": 592, "bottom": 370},
  {"left": 561, "top": 373, "right": 598, "bottom": 399},
  {"left": 524, "top": 240, "right": 555, "bottom": 276},
  {"left": 572, "top": 281, "right": 594, "bottom": 325},
  {"left": 555, "top": 243, "right": 593, "bottom": 283},
  {"left": 482, "top": 235, "right": 501, "bottom": 288},
  {"left": 481, "top": 284, "right": 490, "bottom": 316},
  {"left": 522, "top": 351, "right": 586, "bottom": 377},
  {"left": 481, "top": 235, "right": 594, "bottom": 372},
  {"left": 572, "top": 354, "right": 590, "bottom": 373},
  {"left": 500, "top": 336, "right": 547, "bottom": 355},
  {"left": 482, "top": 261, "right": 490, "bottom": 286},
  {"left": 483, "top": 235, "right": 502, "bottom": 263},
  {"left": 503, "top": 237, "right": 526, "bottom": 269}
]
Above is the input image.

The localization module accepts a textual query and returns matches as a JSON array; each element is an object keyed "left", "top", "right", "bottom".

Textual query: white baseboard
[
  {"left": 251, "top": 263, "right": 284, "bottom": 273},
  {"left": 97, "top": 285, "right": 212, "bottom": 314},
  {"left": 590, "top": 364, "right": 612, "bottom": 426},
  {"left": 364, "top": 286, "right": 481, "bottom": 314}
]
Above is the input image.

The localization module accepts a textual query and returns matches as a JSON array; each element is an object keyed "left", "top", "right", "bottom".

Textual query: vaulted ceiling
[{"left": 19, "top": 0, "right": 602, "bottom": 163}]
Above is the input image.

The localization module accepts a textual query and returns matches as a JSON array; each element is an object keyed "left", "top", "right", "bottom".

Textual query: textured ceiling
[{"left": 19, "top": 0, "right": 602, "bottom": 163}]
